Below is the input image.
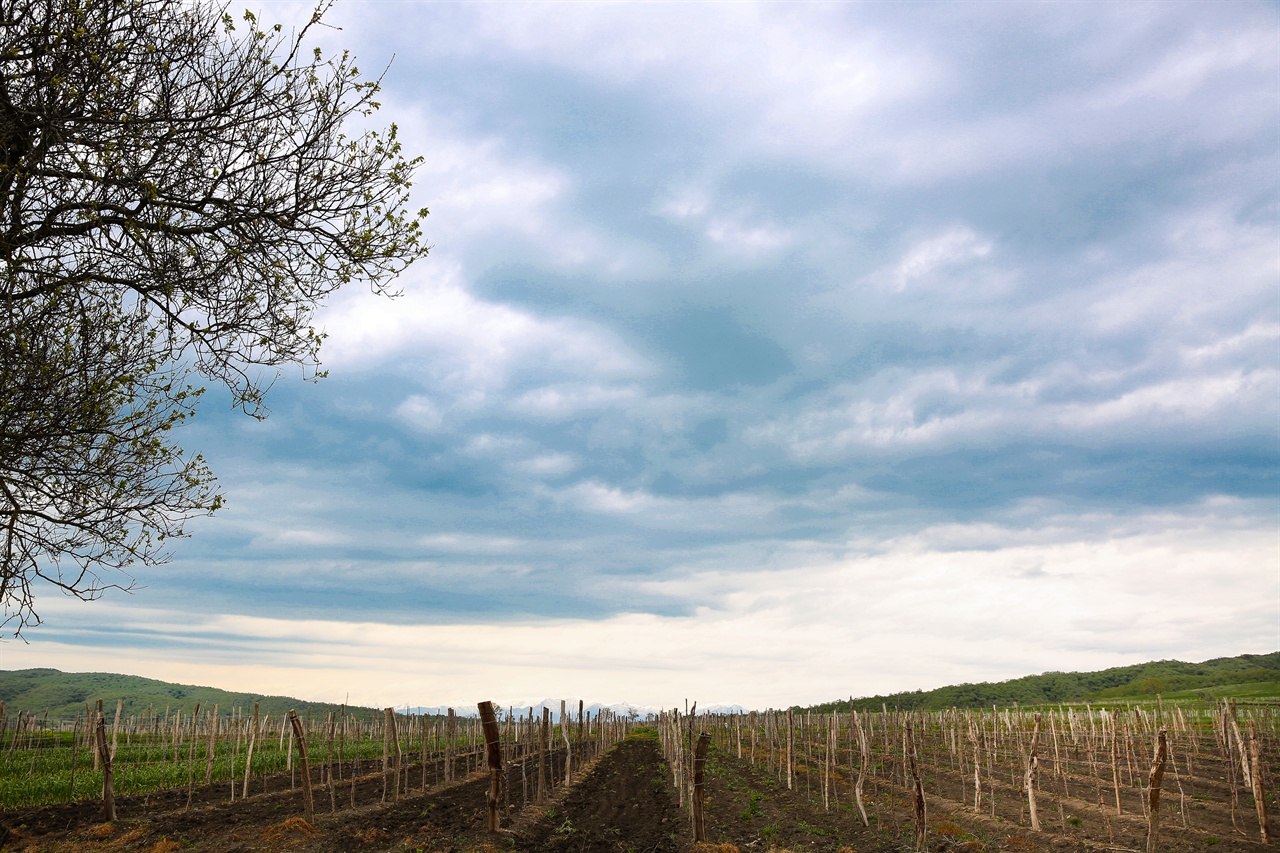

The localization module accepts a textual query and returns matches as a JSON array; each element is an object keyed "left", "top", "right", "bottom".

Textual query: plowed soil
[
  {"left": 0, "top": 737, "right": 1270, "bottom": 853},
  {"left": 520, "top": 735, "right": 683, "bottom": 852},
  {"left": 695, "top": 743, "right": 1273, "bottom": 853},
  {"left": 0, "top": 737, "right": 685, "bottom": 853}
]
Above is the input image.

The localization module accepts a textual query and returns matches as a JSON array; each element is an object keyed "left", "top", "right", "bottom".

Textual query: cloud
[
  {"left": 20, "top": 499, "right": 1275, "bottom": 709},
  {"left": 18, "top": 1, "right": 1278, "bottom": 707}
]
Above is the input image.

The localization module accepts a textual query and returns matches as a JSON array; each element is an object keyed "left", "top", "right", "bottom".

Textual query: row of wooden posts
[
  {"left": 661, "top": 701, "right": 1274, "bottom": 851},
  {"left": 81, "top": 698, "right": 633, "bottom": 831}
]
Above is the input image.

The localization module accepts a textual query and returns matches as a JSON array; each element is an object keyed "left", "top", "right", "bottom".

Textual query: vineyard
[{"left": 0, "top": 698, "right": 1273, "bottom": 852}]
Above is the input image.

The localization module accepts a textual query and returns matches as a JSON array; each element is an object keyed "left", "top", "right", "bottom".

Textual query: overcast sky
[{"left": 11, "top": 0, "right": 1279, "bottom": 711}]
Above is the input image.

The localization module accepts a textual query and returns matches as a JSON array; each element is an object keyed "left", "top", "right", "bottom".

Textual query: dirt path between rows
[{"left": 518, "top": 735, "right": 684, "bottom": 853}]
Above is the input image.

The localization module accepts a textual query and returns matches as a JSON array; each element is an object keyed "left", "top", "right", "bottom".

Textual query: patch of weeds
[
  {"left": 1205, "top": 838, "right": 1220, "bottom": 846},
  {"left": 762, "top": 821, "right": 781, "bottom": 839},
  {"left": 1067, "top": 816, "right": 1082, "bottom": 827},
  {"left": 798, "top": 820, "right": 832, "bottom": 837}
]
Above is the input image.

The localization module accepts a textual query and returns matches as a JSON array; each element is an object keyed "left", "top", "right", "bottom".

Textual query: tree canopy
[{"left": 0, "top": 0, "right": 428, "bottom": 634}]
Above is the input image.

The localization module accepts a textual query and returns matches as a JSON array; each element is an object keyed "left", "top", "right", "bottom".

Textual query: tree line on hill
[{"left": 805, "top": 652, "right": 1280, "bottom": 713}]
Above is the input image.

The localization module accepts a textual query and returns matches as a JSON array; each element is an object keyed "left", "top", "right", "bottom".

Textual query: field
[{"left": 0, "top": 698, "right": 1274, "bottom": 852}]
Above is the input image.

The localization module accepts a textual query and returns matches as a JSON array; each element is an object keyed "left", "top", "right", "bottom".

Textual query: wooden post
[
  {"left": 853, "top": 709, "right": 870, "bottom": 826},
  {"left": 562, "top": 699, "right": 572, "bottom": 786},
  {"left": 92, "top": 700, "right": 103, "bottom": 770},
  {"left": 1248, "top": 720, "right": 1271, "bottom": 844},
  {"left": 185, "top": 703, "right": 201, "bottom": 809},
  {"left": 204, "top": 704, "right": 218, "bottom": 785},
  {"left": 905, "top": 718, "right": 927, "bottom": 852},
  {"left": 537, "top": 707, "right": 550, "bottom": 804},
  {"left": 110, "top": 698, "right": 123, "bottom": 759},
  {"left": 1027, "top": 713, "right": 1042, "bottom": 831},
  {"left": 478, "top": 701, "right": 503, "bottom": 832},
  {"left": 1110, "top": 712, "right": 1122, "bottom": 815},
  {"left": 778, "top": 701, "right": 788, "bottom": 788},
  {"left": 692, "top": 732, "right": 711, "bottom": 842},
  {"left": 327, "top": 714, "right": 337, "bottom": 813},
  {"left": 382, "top": 707, "right": 393, "bottom": 803},
  {"left": 242, "top": 703, "right": 259, "bottom": 799},
  {"left": 967, "top": 718, "right": 982, "bottom": 811},
  {"left": 69, "top": 714, "right": 81, "bottom": 802},
  {"left": 288, "top": 711, "right": 314, "bottom": 825},
  {"left": 95, "top": 712, "right": 116, "bottom": 821},
  {"left": 1147, "top": 729, "right": 1167, "bottom": 853},
  {"left": 446, "top": 708, "right": 457, "bottom": 783}
]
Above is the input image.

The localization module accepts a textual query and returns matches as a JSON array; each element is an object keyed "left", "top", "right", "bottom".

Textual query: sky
[{"left": 8, "top": 0, "right": 1279, "bottom": 712}]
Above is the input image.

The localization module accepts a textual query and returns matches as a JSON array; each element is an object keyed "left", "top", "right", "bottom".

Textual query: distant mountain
[
  {"left": 805, "top": 652, "right": 1280, "bottom": 713},
  {"left": 406, "top": 700, "right": 747, "bottom": 720}
]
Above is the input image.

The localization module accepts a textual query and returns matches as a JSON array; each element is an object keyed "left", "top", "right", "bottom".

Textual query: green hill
[
  {"left": 808, "top": 652, "right": 1280, "bottom": 713},
  {"left": 0, "top": 668, "right": 383, "bottom": 721}
]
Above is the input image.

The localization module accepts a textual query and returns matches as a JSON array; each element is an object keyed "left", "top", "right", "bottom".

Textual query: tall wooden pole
[
  {"left": 906, "top": 718, "right": 927, "bottom": 853},
  {"left": 1146, "top": 729, "right": 1167, "bottom": 853},
  {"left": 1248, "top": 721, "right": 1271, "bottom": 844},
  {"left": 478, "top": 701, "right": 503, "bottom": 832},
  {"left": 288, "top": 711, "right": 314, "bottom": 825},
  {"left": 1027, "top": 713, "right": 1042, "bottom": 831},
  {"left": 692, "top": 732, "right": 711, "bottom": 842},
  {"left": 94, "top": 713, "right": 116, "bottom": 821}
]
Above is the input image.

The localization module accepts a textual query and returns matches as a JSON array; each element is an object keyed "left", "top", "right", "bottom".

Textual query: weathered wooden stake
[
  {"left": 289, "top": 710, "right": 314, "bottom": 825},
  {"left": 95, "top": 713, "right": 116, "bottom": 821},
  {"left": 1027, "top": 713, "right": 1042, "bottom": 831},
  {"left": 905, "top": 718, "right": 927, "bottom": 852},
  {"left": 692, "top": 732, "right": 711, "bottom": 842},
  {"left": 382, "top": 707, "right": 398, "bottom": 802},
  {"left": 185, "top": 703, "right": 201, "bottom": 809},
  {"left": 478, "top": 701, "right": 503, "bottom": 832},
  {"left": 242, "top": 703, "right": 259, "bottom": 799},
  {"left": 1248, "top": 720, "right": 1271, "bottom": 844},
  {"left": 853, "top": 709, "right": 870, "bottom": 826},
  {"left": 1146, "top": 729, "right": 1167, "bottom": 853},
  {"left": 204, "top": 704, "right": 218, "bottom": 785},
  {"left": 68, "top": 715, "right": 81, "bottom": 802},
  {"left": 537, "top": 707, "right": 549, "bottom": 805}
]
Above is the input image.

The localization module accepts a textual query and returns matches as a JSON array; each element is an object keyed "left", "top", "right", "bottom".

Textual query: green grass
[{"left": 0, "top": 724, "right": 484, "bottom": 809}]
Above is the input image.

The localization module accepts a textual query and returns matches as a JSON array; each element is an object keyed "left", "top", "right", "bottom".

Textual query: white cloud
[
  {"left": 887, "top": 226, "right": 994, "bottom": 291},
  {"left": 513, "top": 453, "right": 577, "bottom": 478},
  {"left": 320, "top": 260, "right": 647, "bottom": 393},
  {"left": 395, "top": 394, "right": 444, "bottom": 432},
  {"left": 21, "top": 504, "right": 1275, "bottom": 709}
]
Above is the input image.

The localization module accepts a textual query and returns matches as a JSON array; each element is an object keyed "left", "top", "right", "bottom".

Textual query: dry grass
[
  {"left": 353, "top": 827, "right": 386, "bottom": 844},
  {"left": 146, "top": 840, "right": 182, "bottom": 853},
  {"left": 692, "top": 845, "right": 742, "bottom": 853},
  {"left": 263, "top": 817, "right": 323, "bottom": 841}
]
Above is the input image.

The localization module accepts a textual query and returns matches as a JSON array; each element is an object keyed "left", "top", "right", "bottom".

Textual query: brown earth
[
  {"left": 696, "top": 743, "right": 1273, "bottom": 853},
  {"left": 0, "top": 737, "right": 1270, "bottom": 853}
]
